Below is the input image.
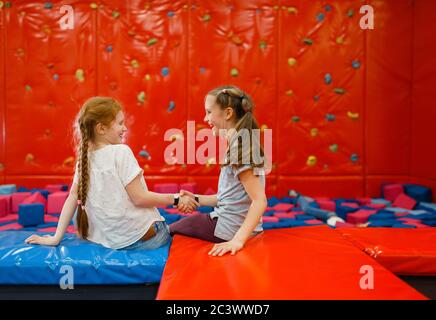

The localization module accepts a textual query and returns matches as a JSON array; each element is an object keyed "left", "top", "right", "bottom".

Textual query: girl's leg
[
  {"left": 297, "top": 194, "right": 335, "bottom": 222},
  {"left": 169, "top": 214, "right": 225, "bottom": 243}
]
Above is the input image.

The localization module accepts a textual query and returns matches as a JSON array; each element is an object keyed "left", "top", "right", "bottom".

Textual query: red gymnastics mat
[
  {"left": 336, "top": 228, "right": 436, "bottom": 276},
  {"left": 157, "top": 226, "right": 427, "bottom": 300}
]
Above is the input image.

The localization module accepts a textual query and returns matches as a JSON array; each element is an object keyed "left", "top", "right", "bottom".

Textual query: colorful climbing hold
[
  {"left": 260, "top": 124, "right": 268, "bottom": 132},
  {"left": 347, "top": 111, "right": 359, "bottom": 120},
  {"left": 44, "top": 2, "right": 53, "bottom": 9},
  {"left": 202, "top": 14, "right": 211, "bottom": 22},
  {"left": 147, "top": 38, "right": 158, "bottom": 46},
  {"left": 0, "top": 163, "right": 4, "bottom": 171},
  {"left": 316, "top": 13, "right": 325, "bottom": 22},
  {"left": 53, "top": 74, "right": 59, "bottom": 81},
  {"left": 347, "top": 9, "right": 354, "bottom": 17},
  {"left": 324, "top": 5, "right": 332, "bottom": 12},
  {"left": 17, "top": 48, "right": 25, "bottom": 57},
  {"left": 75, "top": 69, "right": 85, "bottom": 82},
  {"left": 329, "top": 144, "right": 338, "bottom": 153},
  {"left": 206, "top": 157, "right": 216, "bottom": 168},
  {"left": 144, "top": 74, "right": 151, "bottom": 81},
  {"left": 306, "top": 155, "right": 317, "bottom": 167},
  {"left": 5, "top": 1, "right": 11, "bottom": 8},
  {"left": 137, "top": 91, "right": 145, "bottom": 104},
  {"left": 291, "top": 116, "right": 300, "bottom": 122},
  {"left": 0, "top": 2, "right": 3, "bottom": 9},
  {"left": 336, "top": 35, "right": 344, "bottom": 44},
  {"left": 286, "top": 90, "right": 294, "bottom": 96},
  {"left": 325, "top": 114, "right": 336, "bottom": 121},
  {"left": 90, "top": 3, "right": 98, "bottom": 9},
  {"left": 63, "top": 157, "right": 74, "bottom": 167},
  {"left": 131, "top": 59, "right": 139, "bottom": 68},
  {"left": 288, "top": 57, "right": 297, "bottom": 66},
  {"left": 167, "top": 11, "right": 174, "bottom": 18},
  {"left": 303, "top": 38, "right": 313, "bottom": 45},
  {"left": 310, "top": 128, "right": 319, "bottom": 137},
  {"left": 259, "top": 40, "right": 267, "bottom": 49},
  {"left": 167, "top": 101, "right": 176, "bottom": 112},
  {"left": 334, "top": 88, "right": 346, "bottom": 94},
  {"left": 352, "top": 60, "right": 361, "bottom": 69},
  {"left": 139, "top": 150, "right": 151, "bottom": 160},
  {"left": 230, "top": 68, "right": 239, "bottom": 77},
  {"left": 112, "top": 10, "right": 120, "bottom": 18},
  {"left": 161, "top": 67, "right": 169, "bottom": 77},
  {"left": 106, "top": 45, "right": 113, "bottom": 53},
  {"left": 25, "top": 153, "right": 35, "bottom": 162},
  {"left": 42, "top": 25, "right": 51, "bottom": 35},
  {"left": 313, "top": 95, "right": 320, "bottom": 102},
  {"left": 324, "top": 73, "right": 332, "bottom": 85},
  {"left": 288, "top": 7, "right": 298, "bottom": 14},
  {"left": 350, "top": 153, "right": 359, "bottom": 163},
  {"left": 199, "top": 67, "right": 206, "bottom": 74},
  {"left": 25, "top": 85, "right": 31, "bottom": 92}
]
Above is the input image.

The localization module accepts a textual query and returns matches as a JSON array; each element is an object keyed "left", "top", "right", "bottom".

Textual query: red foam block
[
  {"left": 383, "top": 184, "right": 404, "bottom": 202},
  {"left": 393, "top": 193, "right": 417, "bottom": 210}
]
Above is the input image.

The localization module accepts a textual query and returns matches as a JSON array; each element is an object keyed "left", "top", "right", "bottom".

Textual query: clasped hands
[{"left": 176, "top": 190, "right": 199, "bottom": 213}]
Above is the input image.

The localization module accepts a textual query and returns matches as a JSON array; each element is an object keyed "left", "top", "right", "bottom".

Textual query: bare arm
[{"left": 25, "top": 183, "right": 79, "bottom": 246}]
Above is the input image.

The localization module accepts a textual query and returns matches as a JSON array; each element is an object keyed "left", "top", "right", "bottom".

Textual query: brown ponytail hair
[
  {"left": 74, "top": 97, "right": 122, "bottom": 239},
  {"left": 207, "top": 85, "right": 264, "bottom": 169}
]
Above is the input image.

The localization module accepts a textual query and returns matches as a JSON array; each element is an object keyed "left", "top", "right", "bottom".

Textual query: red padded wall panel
[
  {"left": 187, "top": 0, "right": 278, "bottom": 181},
  {"left": 97, "top": 0, "right": 189, "bottom": 176},
  {"left": 0, "top": 6, "right": 5, "bottom": 182},
  {"left": 278, "top": 0, "right": 364, "bottom": 176},
  {"left": 4, "top": 1, "right": 96, "bottom": 175},
  {"left": 365, "top": 0, "right": 413, "bottom": 175},
  {"left": 411, "top": 0, "right": 436, "bottom": 182}
]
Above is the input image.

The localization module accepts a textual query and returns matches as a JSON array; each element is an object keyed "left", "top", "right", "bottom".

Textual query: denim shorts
[{"left": 123, "top": 221, "right": 172, "bottom": 250}]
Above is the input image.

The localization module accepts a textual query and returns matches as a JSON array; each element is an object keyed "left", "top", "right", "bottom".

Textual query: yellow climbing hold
[
  {"left": 25, "top": 153, "right": 35, "bottom": 162},
  {"left": 202, "top": 14, "right": 211, "bottom": 22},
  {"left": 147, "top": 38, "right": 158, "bottom": 46},
  {"left": 310, "top": 128, "right": 318, "bottom": 137},
  {"left": 25, "top": 85, "right": 31, "bottom": 91},
  {"left": 336, "top": 35, "right": 345, "bottom": 44},
  {"left": 63, "top": 157, "right": 75, "bottom": 167},
  {"left": 260, "top": 124, "right": 268, "bottom": 132},
  {"left": 288, "top": 57, "right": 297, "bottom": 66},
  {"left": 42, "top": 25, "right": 51, "bottom": 34},
  {"left": 206, "top": 157, "right": 216, "bottom": 168},
  {"left": 230, "top": 68, "right": 239, "bottom": 77},
  {"left": 137, "top": 91, "right": 145, "bottom": 104},
  {"left": 0, "top": 2, "right": 3, "bottom": 9},
  {"left": 306, "top": 155, "right": 317, "bottom": 167},
  {"left": 144, "top": 74, "right": 151, "bottom": 81},
  {"left": 90, "top": 3, "right": 98, "bottom": 9},
  {"left": 286, "top": 90, "right": 294, "bottom": 96},
  {"left": 0, "top": 163, "right": 4, "bottom": 171},
  {"left": 75, "top": 69, "right": 85, "bottom": 82},
  {"left": 112, "top": 10, "right": 120, "bottom": 18},
  {"left": 347, "top": 111, "right": 359, "bottom": 120},
  {"left": 273, "top": 5, "right": 279, "bottom": 10},
  {"left": 131, "top": 59, "right": 139, "bottom": 68},
  {"left": 288, "top": 7, "right": 298, "bottom": 14},
  {"left": 143, "top": 164, "right": 150, "bottom": 171}
]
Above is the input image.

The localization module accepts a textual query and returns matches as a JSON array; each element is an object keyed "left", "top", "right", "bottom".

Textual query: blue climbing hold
[
  {"left": 167, "top": 101, "right": 176, "bottom": 112},
  {"left": 326, "top": 113, "right": 335, "bottom": 121},
  {"left": 53, "top": 74, "right": 59, "bottom": 81},
  {"left": 316, "top": 13, "right": 325, "bottom": 22},
  {"left": 352, "top": 60, "right": 361, "bottom": 69},
  {"left": 167, "top": 11, "right": 174, "bottom": 18},
  {"left": 324, "top": 73, "right": 332, "bottom": 85},
  {"left": 139, "top": 150, "right": 151, "bottom": 159},
  {"left": 313, "top": 95, "right": 320, "bottom": 102},
  {"left": 324, "top": 4, "right": 332, "bottom": 12},
  {"left": 44, "top": 2, "right": 53, "bottom": 9},
  {"left": 161, "top": 67, "right": 169, "bottom": 77},
  {"left": 106, "top": 45, "right": 113, "bottom": 53},
  {"left": 199, "top": 67, "right": 206, "bottom": 74},
  {"left": 350, "top": 153, "right": 359, "bottom": 163}
]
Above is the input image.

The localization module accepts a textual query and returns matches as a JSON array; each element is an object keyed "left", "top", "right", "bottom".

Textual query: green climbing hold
[
  {"left": 112, "top": 11, "right": 120, "bottom": 18},
  {"left": 131, "top": 59, "right": 139, "bottom": 68},
  {"left": 137, "top": 91, "right": 145, "bottom": 104},
  {"left": 230, "top": 68, "right": 239, "bottom": 77},
  {"left": 90, "top": 3, "right": 98, "bottom": 9},
  {"left": 202, "top": 14, "right": 211, "bottom": 22},
  {"left": 347, "top": 9, "right": 354, "bottom": 17},
  {"left": 329, "top": 144, "right": 338, "bottom": 153},
  {"left": 75, "top": 69, "right": 85, "bottom": 82},
  {"left": 291, "top": 116, "right": 300, "bottom": 122},
  {"left": 334, "top": 88, "right": 346, "bottom": 94},
  {"left": 303, "top": 38, "right": 313, "bottom": 45},
  {"left": 259, "top": 40, "right": 267, "bottom": 49},
  {"left": 147, "top": 38, "right": 158, "bottom": 46},
  {"left": 25, "top": 85, "right": 31, "bottom": 91},
  {"left": 0, "top": 2, "right": 3, "bottom": 9}
]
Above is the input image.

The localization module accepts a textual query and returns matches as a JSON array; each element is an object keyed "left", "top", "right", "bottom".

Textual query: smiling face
[
  {"left": 95, "top": 111, "right": 127, "bottom": 145},
  {"left": 204, "top": 94, "right": 235, "bottom": 137}
]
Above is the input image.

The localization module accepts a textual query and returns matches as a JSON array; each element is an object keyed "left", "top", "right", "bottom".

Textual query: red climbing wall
[{"left": 0, "top": 0, "right": 435, "bottom": 198}]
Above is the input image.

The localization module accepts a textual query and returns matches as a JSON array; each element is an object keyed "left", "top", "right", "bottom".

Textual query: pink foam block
[
  {"left": 398, "top": 218, "right": 421, "bottom": 223},
  {"left": 272, "top": 203, "right": 294, "bottom": 212},
  {"left": 403, "top": 222, "right": 430, "bottom": 228},
  {"left": 393, "top": 193, "right": 417, "bottom": 210},
  {"left": 22, "top": 192, "right": 47, "bottom": 213},
  {"left": 274, "top": 212, "right": 298, "bottom": 219},
  {"left": 305, "top": 219, "right": 323, "bottom": 225},
  {"left": 0, "top": 223, "right": 22, "bottom": 231},
  {"left": 47, "top": 192, "right": 69, "bottom": 214},
  {"left": 12, "top": 192, "right": 32, "bottom": 213},
  {"left": 44, "top": 215, "right": 60, "bottom": 223},
  {"left": 367, "top": 203, "right": 387, "bottom": 210},
  {"left": 317, "top": 200, "right": 336, "bottom": 211},
  {"left": 165, "top": 208, "right": 180, "bottom": 214},
  {"left": 262, "top": 216, "right": 279, "bottom": 223},
  {"left": 45, "top": 184, "right": 64, "bottom": 194},
  {"left": 179, "top": 182, "right": 198, "bottom": 194},
  {"left": 0, "top": 195, "right": 12, "bottom": 216},
  {"left": 153, "top": 183, "right": 179, "bottom": 193},
  {"left": 341, "top": 202, "right": 359, "bottom": 208},
  {"left": 0, "top": 198, "right": 8, "bottom": 218},
  {"left": 357, "top": 198, "right": 372, "bottom": 205},
  {"left": 346, "top": 209, "right": 377, "bottom": 224},
  {"left": 0, "top": 214, "right": 18, "bottom": 223},
  {"left": 383, "top": 184, "right": 404, "bottom": 202},
  {"left": 394, "top": 212, "right": 409, "bottom": 217},
  {"left": 335, "top": 222, "right": 355, "bottom": 228}
]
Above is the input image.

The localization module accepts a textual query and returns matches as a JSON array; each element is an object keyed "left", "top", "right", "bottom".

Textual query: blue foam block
[
  {"left": 0, "top": 231, "right": 170, "bottom": 285},
  {"left": 368, "top": 213, "right": 397, "bottom": 221},
  {"left": 370, "top": 198, "right": 392, "bottom": 206},
  {"left": 368, "top": 220, "right": 398, "bottom": 227},
  {"left": 295, "top": 214, "right": 316, "bottom": 221},
  {"left": 0, "top": 184, "right": 17, "bottom": 195},
  {"left": 392, "top": 223, "right": 416, "bottom": 229},
  {"left": 267, "top": 197, "right": 280, "bottom": 207},
  {"left": 417, "top": 202, "right": 436, "bottom": 212},
  {"left": 31, "top": 189, "right": 49, "bottom": 199},
  {"left": 277, "top": 219, "right": 307, "bottom": 227},
  {"left": 161, "top": 214, "right": 181, "bottom": 225},
  {"left": 198, "top": 206, "right": 214, "bottom": 213},
  {"left": 263, "top": 211, "right": 275, "bottom": 216},
  {"left": 17, "top": 187, "right": 30, "bottom": 192},
  {"left": 422, "top": 220, "right": 436, "bottom": 227},
  {"left": 280, "top": 197, "right": 296, "bottom": 204},
  {"left": 335, "top": 206, "right": 358, "bottom": 220},
  {"left": 18, "top": 203, "right": 45, "bottom": 227},
  {"left": 61, "top": 185, "right": 69, "bottom": 191},
  {"left": 404, "top": 184, "right": 432, "bottom": 203}
]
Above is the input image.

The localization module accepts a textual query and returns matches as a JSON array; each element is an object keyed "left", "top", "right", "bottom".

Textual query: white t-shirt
[{"left": 73, "top": 144, "right": 164, "bottom": 249}]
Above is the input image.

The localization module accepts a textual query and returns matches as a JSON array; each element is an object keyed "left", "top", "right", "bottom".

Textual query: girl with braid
[
  {"left": 170, "top": 85, "right": 268, "bottom": 257},
  {"left": 25, "top": 97, "right": 198, "bottom": 250}
]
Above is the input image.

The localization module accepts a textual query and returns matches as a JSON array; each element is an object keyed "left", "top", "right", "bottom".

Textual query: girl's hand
[
  {"left": 25, "top": 234, "right": 60, "bottom": 246},
  {"left": 208, "top": 239, "right": 244, "bottom": 257},
  {"left": 177, "top": 190, "right": 199, "bottom": 213}
]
